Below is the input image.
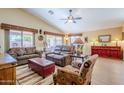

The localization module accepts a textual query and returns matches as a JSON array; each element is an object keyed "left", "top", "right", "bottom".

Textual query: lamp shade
[{"left": 73, "top": 38, "right": 84, "bottom": 44}]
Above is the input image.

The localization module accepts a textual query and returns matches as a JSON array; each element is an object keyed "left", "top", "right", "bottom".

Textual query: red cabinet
[{"left": 91, "top": 46, "right": 121, "bottom": 59}]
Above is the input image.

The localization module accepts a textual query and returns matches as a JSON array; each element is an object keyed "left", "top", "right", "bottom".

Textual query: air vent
[{"left": 48, "top": 10, "right": 54, "bottom": 15}]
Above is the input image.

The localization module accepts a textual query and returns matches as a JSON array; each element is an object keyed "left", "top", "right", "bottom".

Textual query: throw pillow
[
  {"left": 16, "top": 49, "right": 25, "bottom": 56},
  {"left": 71, "top": 61, "right": 83, "bottom": 69}
]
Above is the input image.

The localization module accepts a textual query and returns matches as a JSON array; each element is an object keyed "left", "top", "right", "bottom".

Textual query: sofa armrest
[
  {"left": 45, "top": 52, "right": 54, "bottom": 57},
  {"left": 36, "top": 50, "right": 43, "bottom": 58},
  {"left": 9, "top": 54, "right": 17, "bottom": 59}
]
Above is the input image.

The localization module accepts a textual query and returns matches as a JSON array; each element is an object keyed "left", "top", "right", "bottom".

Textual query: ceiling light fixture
[{"left": 60, "top": 9, "right": 82, "bottom": 24}]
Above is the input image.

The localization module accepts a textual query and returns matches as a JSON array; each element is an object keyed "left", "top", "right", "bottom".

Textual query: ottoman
[{"left": 28, "top": 58, "right": 55, "bottom": 78}]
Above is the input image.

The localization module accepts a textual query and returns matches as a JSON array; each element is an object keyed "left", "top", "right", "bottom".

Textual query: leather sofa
[
  {"left": 7, "top": 47, "right": 42, "bottom": 66},
  {"left": 46, "top": 53, "right": 72, "bottom": 67},
  {"left": 45, "top": 45, "right": 74, "bottom": 67},
  {"left": 53, "top": 45, "right": 75, "bottom": 54}
]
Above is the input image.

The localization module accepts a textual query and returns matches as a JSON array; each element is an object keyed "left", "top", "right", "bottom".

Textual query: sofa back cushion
[
  {"left": 54, "top": 46, "right": 62, "bottom": 51},
  {"left": 7, "top": 48, "right": 26, "bottom": 57},
  {"left": 8, "top": 48, "right": 18, "bottom": 57},
  {"left": 16, "top": 48, "right": 26, "bottom": 56},
  {"left": 25, "top": 47, "right": 36, "bottom": 54},
  {"left": 62, "top": 46, "right": 74, "bottom": 52}
]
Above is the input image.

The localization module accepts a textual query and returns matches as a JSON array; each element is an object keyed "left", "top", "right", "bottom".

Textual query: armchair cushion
[
  {"left": 61, "top": 65, "right": 80, "bottom": 74},
  {"left": 54, "top": 67, "right": 83, "bottom": 85}
]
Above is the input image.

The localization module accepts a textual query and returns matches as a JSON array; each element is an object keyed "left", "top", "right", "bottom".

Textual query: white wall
[{"left": 0, "top": 8, "right": 63, "bottom": 52}]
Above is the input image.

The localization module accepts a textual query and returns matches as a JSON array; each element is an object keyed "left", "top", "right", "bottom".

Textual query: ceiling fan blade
[
  {"left": 64, "top": 21, "right": 68, "bottom": 24},
  {"left": 60, "top": 18, "right": 67, "bottom": 20},
  {"left": 73, "top": 20, "right": 76, "bottom": 23},
  {"left": 74, "top": 17, "right": 82, "bottom": 20}
]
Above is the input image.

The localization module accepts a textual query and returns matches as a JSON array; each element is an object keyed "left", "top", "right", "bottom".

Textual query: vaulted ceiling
[{"left": 24, "top": 8, "right": 124, "bottom": 33}]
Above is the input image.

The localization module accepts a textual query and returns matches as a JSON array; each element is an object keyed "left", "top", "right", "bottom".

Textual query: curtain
[
  {"left": 122, "top": 32, "right": 124, "bottom": 40},
  {"left": 4, "top": 29, "right": 10, "bottom": 51}
]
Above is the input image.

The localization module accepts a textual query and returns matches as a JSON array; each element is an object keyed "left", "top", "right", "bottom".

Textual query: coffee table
[{"left": 28, "top": 58, "right": 55, "bottom": 78}]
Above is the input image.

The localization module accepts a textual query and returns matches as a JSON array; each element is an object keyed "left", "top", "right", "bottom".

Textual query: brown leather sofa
[
  {"left": 45, "top": 45, "right": 74, "bottom": 67},
  {"left": 46, "top": 53, "right": 72, "bottom": 67},
  {"left": 7, "top": 47, "right": 42, "bottom": 66},
  {"left": 53, "top": 45, "right": 75, "bottom": 54}
]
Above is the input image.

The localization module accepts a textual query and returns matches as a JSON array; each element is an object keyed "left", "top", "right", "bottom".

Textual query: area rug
[{"left": 16, "top": 64, "right": 56, "bottom": 85}]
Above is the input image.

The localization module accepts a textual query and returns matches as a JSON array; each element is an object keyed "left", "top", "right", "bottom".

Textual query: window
[
  {"left": 56, "top": 36, "right": 63, "bottom": 46},
  {"left": 46, "top": 35, "right": 63, "bottom": 48},
  {"left": 10, "top": 30, "right": 22, "bottom": 48},
  {"left": 46, "top": 35, "right": 56, "bottom": 48},
  {"left": 9, "top": 30, "right": 34, "bottom": 48},
  {"left": 23, "top": 32, "right": 34, "bottom": 47}
]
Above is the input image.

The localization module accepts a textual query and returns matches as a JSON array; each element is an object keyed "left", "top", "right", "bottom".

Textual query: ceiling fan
[{"left": 60, "top": 9, "right": 82, "bottom": 24}]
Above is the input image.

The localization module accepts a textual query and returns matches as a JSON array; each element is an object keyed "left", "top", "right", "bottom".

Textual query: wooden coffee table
[{"left": 28, "top": 58, "right": 55, "bottom": 78}]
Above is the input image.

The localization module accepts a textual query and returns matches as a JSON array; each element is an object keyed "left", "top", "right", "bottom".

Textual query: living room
[{"left": 0, "top": 8, "right": 124, "bottom": 85}]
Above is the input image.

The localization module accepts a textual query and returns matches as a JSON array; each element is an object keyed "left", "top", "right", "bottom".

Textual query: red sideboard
[{"left": 91, "top": 46, "right": 122, "bottom": 59}]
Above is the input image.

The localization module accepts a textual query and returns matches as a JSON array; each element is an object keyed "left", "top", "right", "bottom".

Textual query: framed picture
[{"left": 98, "top": 35, "right": 111, "bottom": 42}]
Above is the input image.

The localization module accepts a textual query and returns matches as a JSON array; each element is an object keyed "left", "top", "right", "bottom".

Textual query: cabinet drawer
[{"left": 0, "top": 63, "right": 16, "bottom": 85}]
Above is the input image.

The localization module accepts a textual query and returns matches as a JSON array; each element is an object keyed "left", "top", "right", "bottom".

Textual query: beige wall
[
  {"left": 0, "top": 8, "right": 63, "bottom": 52},
  {"left": 0, "top": 29, "right": 5, "bottom": 53},
  {"left": 83, "top": 27, "right": 122, "bottom": 46}
]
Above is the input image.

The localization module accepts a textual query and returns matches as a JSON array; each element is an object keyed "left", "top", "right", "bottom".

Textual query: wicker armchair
[{"left": 53, "top": 54, "right": 98, "bottom": 85}]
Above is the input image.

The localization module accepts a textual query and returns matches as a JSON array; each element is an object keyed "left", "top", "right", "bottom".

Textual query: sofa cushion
[
  {"left": 29, "top": 54, "right": 39, "bottom": 58},
  {"left": 16, "top": 54, "right": 39, "bottom": 60},
  {"left": 53, "top": 55, "right": 64, "bottom": 59},
  {"left": 61, "top": 51, "right": 72, "bottom": 54},
  {"left": 62, "top": 46, "right": 73, "bottom": 52},
  {"left": 54, "top": 51, "right": 61, "bottom": 55},
  {"left": 16, "top": 48, "right": 26, "bottom": 56},
  {"left": 25, "top": 47, "right": 36, "bottom": 54},
  {"left": 17, "top": 55, "right": 30, "bottom": 60},
  {"left": 62, "top": 65, "right": 79, "bottom": 74},
  {"left": 47, "top": 54, "right": 55, "bottom": 57},
  {"left": 7, "top": 48, "right": 17, "bottom": 57},
  {"left": 54, "top": 46, "right": 62, "bottom": 51}
]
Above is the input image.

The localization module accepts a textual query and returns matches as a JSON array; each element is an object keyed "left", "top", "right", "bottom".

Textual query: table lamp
[{"left": 73, "top": 38, "right": 84, "bottom": 55}]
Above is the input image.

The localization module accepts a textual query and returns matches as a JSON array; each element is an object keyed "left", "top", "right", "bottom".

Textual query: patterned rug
[{"left": 16, "top": 64, "right": 57, "bottom": 85}]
